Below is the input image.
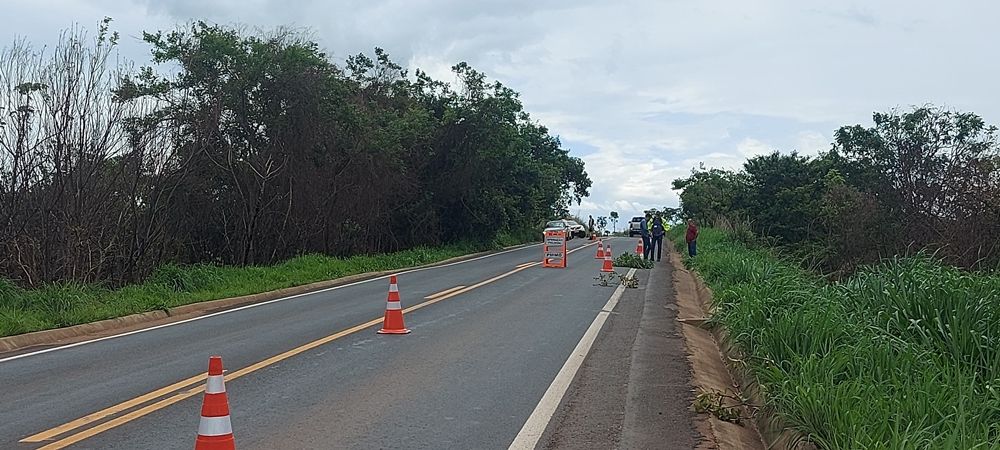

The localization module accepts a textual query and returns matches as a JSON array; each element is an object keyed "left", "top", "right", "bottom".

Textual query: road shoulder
[
  {"left": 620, "top": 256, "right": 705, "bottom": 449},
  {"left": 537, "top": 259, "right": 708, "bottom": 449}
]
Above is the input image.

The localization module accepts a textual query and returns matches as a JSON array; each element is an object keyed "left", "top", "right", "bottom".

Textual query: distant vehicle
[
  {"left": 564, "top": 220, "right": 587, "bottom": 238},
  {"left": 628, "top": 216, "right": 644, "bottom": 237},
  {"left": 543, "top": 219, "right": 583, "bottom": 240}
]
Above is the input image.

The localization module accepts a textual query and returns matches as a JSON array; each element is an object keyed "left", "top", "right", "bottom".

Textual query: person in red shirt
[{"left": 685, "top": 219, "right": 699, "bottom": 257}]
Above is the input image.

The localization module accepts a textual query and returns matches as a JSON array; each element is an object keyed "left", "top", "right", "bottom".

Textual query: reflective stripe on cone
[
  {"left": 196, "top": 356, "right": 235, "bottom": 450},
  {"left": 378, "top": 276, "right": 411, "bottom": 334}
]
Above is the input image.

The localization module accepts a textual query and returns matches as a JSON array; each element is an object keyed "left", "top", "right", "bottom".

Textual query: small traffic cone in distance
[
  {"left": 196, "top": 356, "right": 235, "bottom": 450},
  {"left": 378, "top": 276, "right": 411, "bottom": 334},
  {"left": 595, "top": 240, "right": 605, "bottom": 259},
  {"left": 601, "top": 245, "right": 614, "bottom": 273},
  {"left": 636, "top": 239, "right": 644, "bottom": 256}
]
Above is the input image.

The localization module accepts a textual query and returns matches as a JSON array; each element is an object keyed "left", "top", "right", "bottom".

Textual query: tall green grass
[
  {"left": 0, "top": 245, "right": 482, "bottom": 338},
  {"left": 675, "top": 228, "right": 1000, "bottom": 449}
]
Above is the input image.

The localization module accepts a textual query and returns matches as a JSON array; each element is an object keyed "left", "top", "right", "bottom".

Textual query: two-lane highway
[{"left": 1, "top": 237, "right": 665, "bottom": 449}]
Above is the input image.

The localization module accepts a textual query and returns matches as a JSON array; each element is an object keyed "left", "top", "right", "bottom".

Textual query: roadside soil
[{"left": 670, "top": 246, "right": 766, "bottom": 450}]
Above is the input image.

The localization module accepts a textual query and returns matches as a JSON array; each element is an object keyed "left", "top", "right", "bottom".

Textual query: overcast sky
[{"left": 5, "top": 1, "right": 999, "bottom": 222}]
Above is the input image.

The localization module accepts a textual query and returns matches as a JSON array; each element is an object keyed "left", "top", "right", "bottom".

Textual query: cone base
[
  {"left": 377, "top": 328, "right": 411, "bottom": 334},
  {"left": 196, "top": 435, "right": 235, "bottom": 450}
]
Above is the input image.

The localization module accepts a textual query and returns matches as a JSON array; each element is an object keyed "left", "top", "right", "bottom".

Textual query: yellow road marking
[
  {"left": 23, "top": 250, "right": 587, "bottom": 449},
  {"left": 20, "top": 373, "right": 207, "bottom": 443},
  {"left": 515, "top": 262, "right": 534, "bottom": 269},
  {"left": 38, "top": 385, "right": 207, "bottom": 450},
  {"left": 423, "top": 285, "right": 466, "bottom": 300}
]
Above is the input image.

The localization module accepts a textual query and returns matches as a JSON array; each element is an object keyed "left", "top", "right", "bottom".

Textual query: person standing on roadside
[
  {"left": 588, "top": 215, "right": 595, "bottom": 236},
  {"left": 685, "top": 219, "right": 699, "bottom": 257},
  {"left": 649, "top": 214, "right": 666, "bottom": 262},
  {"left": 640, "top": 213, "right": 652, "bottom": 260}
]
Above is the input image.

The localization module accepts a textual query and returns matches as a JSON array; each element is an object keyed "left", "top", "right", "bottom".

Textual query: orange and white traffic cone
[
  {"left": 378, "top": 275, "right": 411, "bottom": 334},
  {"left": 636, "top": 239, "right": 644, "bottom": 256},
  {"left": 595, "top": 240, "right": 605, "bottom": 259},
  {"left": 195, "top": 356, "right": 235, "bottom": 450},
  {"left": 601, "top": 245, "right": 614, "bottom": 273}
]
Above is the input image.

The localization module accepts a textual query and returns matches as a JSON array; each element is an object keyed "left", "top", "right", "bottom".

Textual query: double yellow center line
[{"left": 23, "top": 241, "right": 598, "bottom": 448}]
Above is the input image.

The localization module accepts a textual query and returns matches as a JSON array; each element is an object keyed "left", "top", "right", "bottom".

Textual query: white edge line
[
  {"left": 0, "top": 242, "right": 549, "bottom": 364},
  {"left": 508, "top": 267, "right": 637, "bottom": 450}
]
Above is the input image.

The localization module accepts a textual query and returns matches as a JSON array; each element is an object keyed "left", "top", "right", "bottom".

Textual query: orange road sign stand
[{"left": 543, "top": 230, "right": 567, "bottom": 268}]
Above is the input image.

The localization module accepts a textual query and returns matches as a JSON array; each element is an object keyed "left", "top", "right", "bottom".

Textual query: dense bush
[
  {"left": 679, "top": 229, "right": 1000, "bottom": 449},
  {"left": 673, "top": 106, "right": 1000, "bottom": 274},
  {"left": 613, "top": 252, "right": 654, "bottom": 269}
]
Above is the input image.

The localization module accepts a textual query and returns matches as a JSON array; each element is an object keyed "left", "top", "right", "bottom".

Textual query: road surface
[{"left": 0, "top": 237, "right": 701, "bottom": 449}]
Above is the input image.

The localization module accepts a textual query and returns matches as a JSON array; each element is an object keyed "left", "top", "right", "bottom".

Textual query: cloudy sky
[{"left": 5, "top": 0, "right": 999, "bottom": 221}]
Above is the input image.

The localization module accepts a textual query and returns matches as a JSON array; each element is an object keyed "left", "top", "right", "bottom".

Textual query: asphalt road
[{"left": 0, "top": 237, "right": 700, "bottom": 449}]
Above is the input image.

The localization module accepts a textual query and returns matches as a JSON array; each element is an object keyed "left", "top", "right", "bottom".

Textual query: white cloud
[
  {"left": 737, "top": 138, "right": 773, "bottom": 159},
  {"left": 795, "top": 131, "right": 832, "bottom": 156}
]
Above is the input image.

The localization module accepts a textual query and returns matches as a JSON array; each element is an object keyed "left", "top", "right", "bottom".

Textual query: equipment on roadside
[
  {"left": 378, "top": 276, "right": 411, "bottom": 334},
  {"left": 595, "top": 240, "right": 605, "bottom": 259},
  {"left": 635, "top": 239, "right": 644, "bottom": 256},
  {"left": 543, "top": 229, "right": 567, "bottom": 268},
  {"left": 601, "top": 245, "right": 614, "bottom": 273},
  {"left": 195, "top": 356, "right": 236, "bottom": 450}
]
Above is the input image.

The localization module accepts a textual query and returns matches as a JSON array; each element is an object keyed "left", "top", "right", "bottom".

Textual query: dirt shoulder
[{"left": 670, "top": 246, "right": 766, "bottom": 450}]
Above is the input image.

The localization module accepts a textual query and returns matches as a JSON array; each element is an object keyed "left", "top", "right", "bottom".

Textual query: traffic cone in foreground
[
  {"left": 636, "top": 239, "right": 644, "bottom": 256},
  {"left": 595, "top": 240, "right": 605, "bottom": 259},
  {"left": 378, "top": 276, "right": 411, "bottom": 334},
  {"left": 601, "top": 245, "right": 614, "bottom": 273},
  {"left": 195, "top": 356, "right": 235, "bottom": 450}
]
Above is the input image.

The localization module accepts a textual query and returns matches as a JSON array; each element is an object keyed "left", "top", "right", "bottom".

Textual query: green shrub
[{"left": 677, "top": 229, "right": 1000, "bottom": 449}]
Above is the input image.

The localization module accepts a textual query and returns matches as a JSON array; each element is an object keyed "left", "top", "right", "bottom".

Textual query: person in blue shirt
[{"left": 649, "top": 214, "right": 668, "bottom": 262}]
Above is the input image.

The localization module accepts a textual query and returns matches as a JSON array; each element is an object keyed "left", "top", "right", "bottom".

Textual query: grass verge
[
  {"left": 0, "top": 244, "right": 493, "bottom": 338},
  {"left": 674, "top": 228, "right": 1000, "bottom": 449}
]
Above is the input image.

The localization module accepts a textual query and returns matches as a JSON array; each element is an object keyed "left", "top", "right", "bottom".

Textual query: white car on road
[
  {"left": 543, "top": 220, "right": 586, "bottom": 240},
  {"left": 543, "top": 220, "right": 572, "bottom": 240},
  {"left": 564, "top": 220, "right": 587, "bottom": 238}
]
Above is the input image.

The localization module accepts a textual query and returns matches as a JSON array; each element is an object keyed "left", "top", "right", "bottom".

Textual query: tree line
[
  {"left": 673, "top": 106, "right": 1000, "bottom": 275},
  {"left": 0, "top": 19, "right": 590, "bottom": 287}
]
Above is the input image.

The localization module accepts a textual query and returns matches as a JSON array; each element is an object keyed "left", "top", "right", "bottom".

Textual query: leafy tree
[
  {"left": 596, "top": 216, "right": 608, "bottom": 233},
  {"left": 671, "top": 166, "right": 745, "bottom": 224},
  {"left": 741, "top": 151, "right": 828, "bottom": 244},
  {"left": 672, "top": 105, "right": 1000, "bottom": 273},
  {"left": 833, "top": 106, "right": 1000, "bottom": 268},
  {"left": 662, "top": 207, "right": 681, "bottom": 223},
  {"left": 0, "top": 22, "right": 593, "bottom": 286}
]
